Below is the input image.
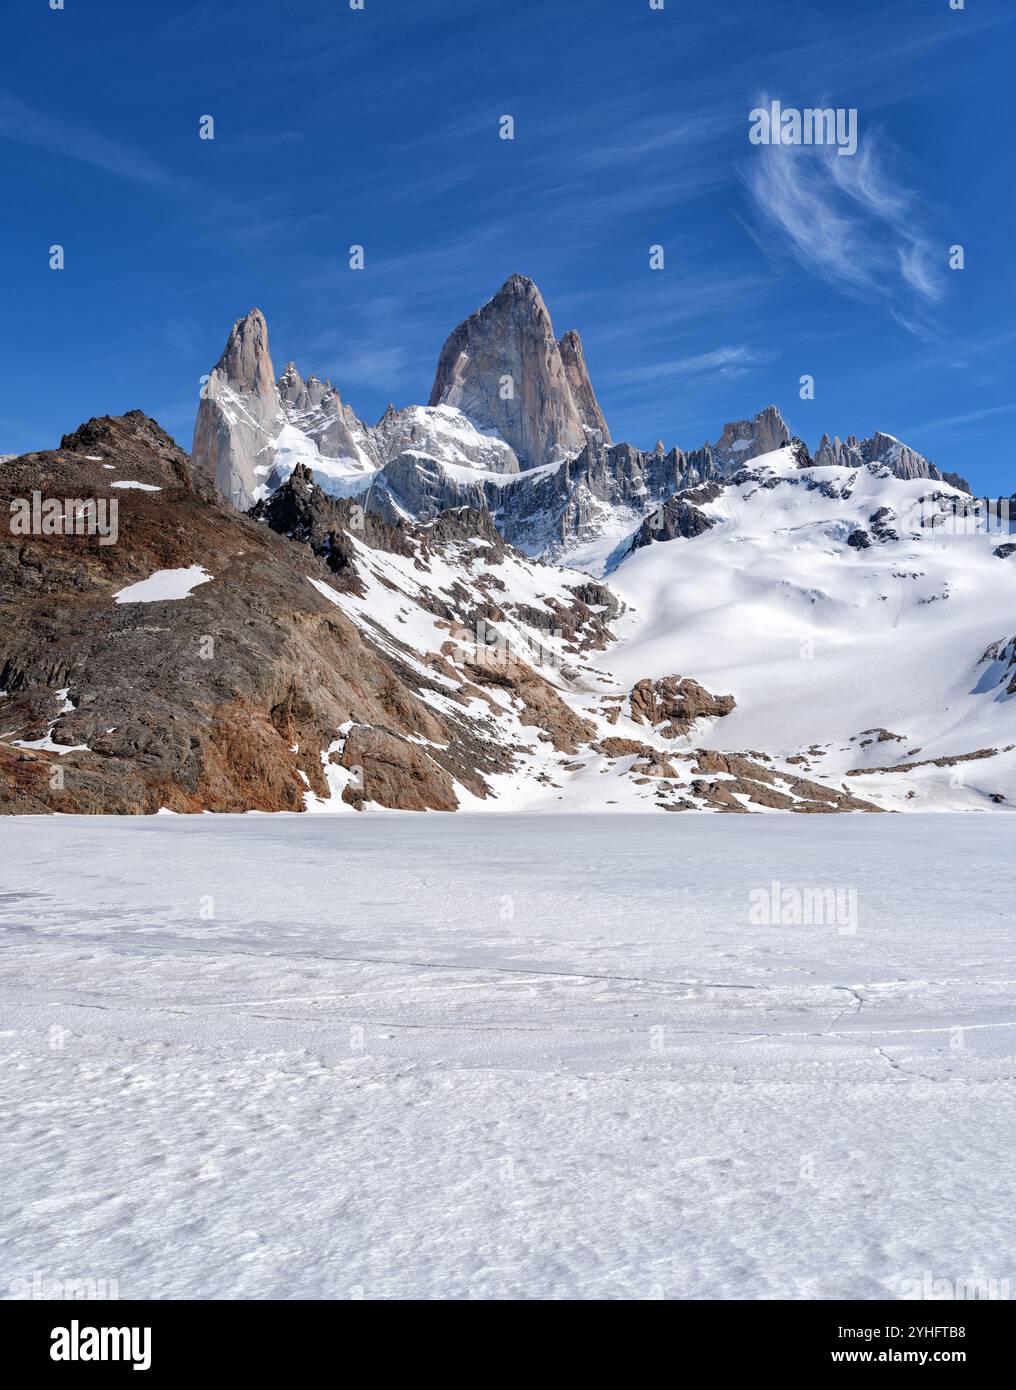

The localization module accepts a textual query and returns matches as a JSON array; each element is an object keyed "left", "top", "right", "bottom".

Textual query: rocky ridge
[
  {"left": 2, "top": 412, "right": 890, "bottom": 815},
  {"left": 190, "top": 278, "right": 970, "bottom": 572}
]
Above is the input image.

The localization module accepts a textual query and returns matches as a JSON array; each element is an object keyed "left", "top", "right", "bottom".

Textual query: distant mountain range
[
  {"left": 192, "top": 274, "right": 971, "bottom": 571},
  {"left": 2, "top": 277, "right": 1012, "bottom": 816}
]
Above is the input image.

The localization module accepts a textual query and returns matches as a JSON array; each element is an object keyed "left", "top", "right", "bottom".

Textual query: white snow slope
[
  {"left": 258, "top": 405, "right": 520, "bottom": 503},
  {"left": 1, "top": 814, "right": 1014, "bottom": 1300},
  {"left": 292, "top": 447, "right": 1016, "bottom": 815},
  {"left": 595, "top": 450, "right": 1016, "bottom": 811},
  {"left": 227, "top": 446, "right": 1016, "bottom": 817}
]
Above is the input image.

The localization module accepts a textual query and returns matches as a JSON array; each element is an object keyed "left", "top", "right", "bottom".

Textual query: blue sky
[{"left": 3, "top": 0, "right": 1014, "bottom": 492}]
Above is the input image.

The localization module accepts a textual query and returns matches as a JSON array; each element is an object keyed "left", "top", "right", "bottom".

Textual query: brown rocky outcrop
[
  {"left": 339, "top": 726, "right": 458, "bottom": 811},
  {"left": 688, "top": 750, "right": 879, "bottom": 813},
  {"left": 462, "top": 651, "right": 596, "bottom": 753},
  {"left": 595, "top": 737, "right": 658, "bottom": 759},
  {"left": 0, "top": 413, "right": 516, "bottom": 814},
  {"left": 848, "top": 745, "right": 1014, "bottom": 777},
  {"left": 629, "top": 675, "right": 736, "bottom": 737},
  {"left": 631, "top": 757, "right": 678, "bottom": 779}
]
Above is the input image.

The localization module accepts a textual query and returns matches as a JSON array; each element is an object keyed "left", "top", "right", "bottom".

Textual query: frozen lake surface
[{"left": 1, "top": 813, "right": 1014, "bottom": 1299}]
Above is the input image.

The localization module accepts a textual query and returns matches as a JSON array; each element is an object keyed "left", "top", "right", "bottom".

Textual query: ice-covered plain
[{"left": 1, "top": 813, "right": 1014, "bottom": 1300}]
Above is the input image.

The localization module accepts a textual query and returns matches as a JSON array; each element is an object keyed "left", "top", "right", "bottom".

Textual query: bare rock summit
[
  {"left": 428, "top": 274, "right": 611, "bottom": 469},
  {"left": 192, "top": 308, "right": 282, "bottom": 509}
]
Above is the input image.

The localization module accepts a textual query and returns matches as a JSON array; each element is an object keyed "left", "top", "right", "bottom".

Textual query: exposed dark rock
[
  {"left": 790, "top": 438, "right": 813, "bottom": 468},
  {"left": 979, "top": 637, "right": 1016, "bottom": 695},
  {"left": 0, "top": 414, "right": 515, "bottom": 814},
  {"left": 869, "top": 506, "right": 899, "bottom": 543},
  {"left": 848, "top": 745, "right": 1014, "bottom": 776},
  {"left": 626, "top": 486, "right": 721, "bottom": 554}
]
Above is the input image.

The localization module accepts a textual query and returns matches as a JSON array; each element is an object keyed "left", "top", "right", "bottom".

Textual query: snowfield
[
  {"left": 2, "top": 813, "right": 1014, "bottom": 1300},
  {"left": 593, "top": 449, "right": 1016, "bottom": 810},
  {"left": 112, "top": 566, "right": 213, "bottom": 605}
]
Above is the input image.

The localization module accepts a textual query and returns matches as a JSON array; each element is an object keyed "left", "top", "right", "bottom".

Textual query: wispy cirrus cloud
[
  {"left": 902, "top": 402, "right": 1016, "bottom": 438},
  {"left": 742, "top": 114, "right": 945, "bottom": 335},
  {"left": 609, "top": 344, "right": 777, "bottom": 385},
  {"left": 0, "top": 89, "right": 187, "bottom": 192}
]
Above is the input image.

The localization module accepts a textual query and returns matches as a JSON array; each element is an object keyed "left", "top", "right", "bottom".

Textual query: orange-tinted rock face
[{"left": 0, "top": 413, "right": 514, "bottom": 815}]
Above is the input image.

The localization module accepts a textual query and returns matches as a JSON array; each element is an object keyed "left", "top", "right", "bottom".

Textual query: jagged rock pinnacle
[{"left": 428, "top": 275, "right": 611, "bottom": 468}]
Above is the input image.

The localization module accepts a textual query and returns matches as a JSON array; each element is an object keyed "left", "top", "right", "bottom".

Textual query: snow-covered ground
[
  {"left": 594, "top": 451, "right": 1016, "bottom": 809},
  {"left": 2, "top": 814, "right": 1014, "bottom": 1300},
  {"left": 112, "top": 566, "right": 213, "bottom": 605}
]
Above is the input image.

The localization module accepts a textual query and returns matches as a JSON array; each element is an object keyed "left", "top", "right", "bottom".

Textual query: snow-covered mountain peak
[
  {"left": 6, "top": 404, "right": 1013, "bottom": 817},
  {"left": 191, "top": 283, "right": 974, "bottom": 585},
  {"left": 191, "top": 308, "right": 283, "bottom": 509},
  {"left": 626, "top": 445, "right": 976, "bottom": 558},
  {"left": 812, "top": 427, "right": 969, "bottom": 493},
  {"left": 192, "top": 310, "right": 381, "bottom": 507},
  {"left": 374, "top": 403, "right": 521, "bottom": 474}
]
